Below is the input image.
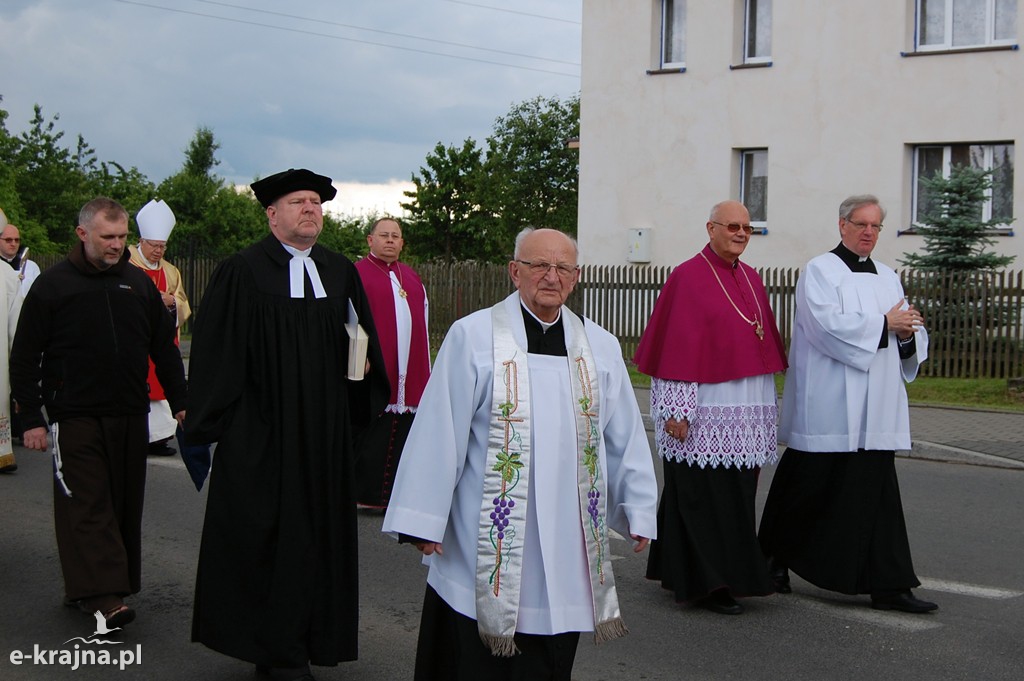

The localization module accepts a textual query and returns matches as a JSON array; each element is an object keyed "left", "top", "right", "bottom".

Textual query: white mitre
[{"left": 137, "top": 199, "right": 176, "bottom": 241}]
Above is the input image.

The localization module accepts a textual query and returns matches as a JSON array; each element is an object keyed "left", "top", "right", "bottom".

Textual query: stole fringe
[
  {"left": 481, "top": 632, "right": 520, "bottom": 658},
  {"left": 479, "top": 617, "right": 628, "bottom": 656},
  {"left": 593, "top": 616, "right": 629, "bottom": 644}
]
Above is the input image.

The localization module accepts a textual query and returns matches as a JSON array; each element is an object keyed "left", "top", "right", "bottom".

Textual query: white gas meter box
[{"left": 627, "top": 228, "right": 651, "bottom": 263}]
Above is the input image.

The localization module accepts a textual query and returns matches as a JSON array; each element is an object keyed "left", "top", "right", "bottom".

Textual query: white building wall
[{"left": 578, "top": 0, "right": 1023, "bottom": 269}]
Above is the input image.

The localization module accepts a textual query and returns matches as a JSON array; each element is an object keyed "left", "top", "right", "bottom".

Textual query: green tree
[
  {"left": 402, "top": 139, "right": 500, "bottom": 263},
  {"left": 482, "top": 93, "right": 580, "bottom": 238},
  {"left": 900, "top": 164, "right": 1015, "bottom": 271},
  {"left": 0, "top": 99, "right": 27, "bottom": 233},
  {"left": 0, "top": 102, "right": 155, "bottom": 253},
  {"left": 900, "top": 165, "right": 1018, "bottom": 377},
  {"left": 157, "top": 127, "right": 225, "bottom": 250},
  {"left": 316, "top": 213, "right": 374, "bottom": 262},
  {"left": 9, "top": 106, "right": 94, "bottom": 251},
  {"left": 402, "top": 93, "right": 580, "bottom": 263}
]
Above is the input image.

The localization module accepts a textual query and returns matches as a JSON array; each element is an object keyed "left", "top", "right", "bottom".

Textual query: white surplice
[
  {"left": 780, "top": 253, "right": 928, "bottom": 453},
  {"left": 382, "top": 292, "right": 658, "bottom": 636},
  {"left": 0, "top": 265, "right": 22, "bottom": 458}
]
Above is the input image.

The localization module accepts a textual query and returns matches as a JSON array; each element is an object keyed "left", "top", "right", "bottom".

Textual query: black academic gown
[{"left": 185, "top": 235, "right": 387, "bottom": 668}]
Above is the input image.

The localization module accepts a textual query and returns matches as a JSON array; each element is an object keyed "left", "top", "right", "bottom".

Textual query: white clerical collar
[
  {"left": 281, "top": 243, "right": 312, "bottom": 258},
  {"left": 136, "top": 246, "right": 160, "bottom": 270},
  {"left": 281, "top": 243, "right": 327, "bottom": 299},
  {"left": 520, "top": 300, "right": 561, "bottom": 332}
]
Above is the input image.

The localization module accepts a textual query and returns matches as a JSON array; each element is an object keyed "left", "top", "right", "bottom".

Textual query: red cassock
[{"left": 140, "top": 266, "right": 177, "bottom": 401}]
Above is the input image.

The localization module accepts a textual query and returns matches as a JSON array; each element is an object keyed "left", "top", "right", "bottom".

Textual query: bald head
[
  {"left": 705, "top": 200, "right": 752, "bottom": 264},
  {"left": 509, "top": 228, "right": 580, "bottom": 323},
  {"left": 708, "top": 200, "right": 748, "bottom": 223}
]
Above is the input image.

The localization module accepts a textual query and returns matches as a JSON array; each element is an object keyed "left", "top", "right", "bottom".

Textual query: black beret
[{"left": 251, "top": 168, "right": 338, "bottom": 208}]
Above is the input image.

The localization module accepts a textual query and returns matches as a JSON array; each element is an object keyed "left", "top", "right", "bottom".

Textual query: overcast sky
[{"left": 1, "top": 0, "right": 581, "bottom": 215}]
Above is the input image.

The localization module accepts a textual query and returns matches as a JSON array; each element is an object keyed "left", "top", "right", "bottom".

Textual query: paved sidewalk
[{"left": 633, "top": 387, "right": 1024, "bottom": 470}]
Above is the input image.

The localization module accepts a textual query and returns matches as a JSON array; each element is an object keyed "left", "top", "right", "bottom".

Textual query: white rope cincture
[{"left": 51, "top": 422, "right": 73, "bottom": 498}]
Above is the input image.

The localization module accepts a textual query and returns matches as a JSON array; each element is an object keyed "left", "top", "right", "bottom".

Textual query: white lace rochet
[{"left": 650, "top": 376, "right": 778, "bottom": 469}]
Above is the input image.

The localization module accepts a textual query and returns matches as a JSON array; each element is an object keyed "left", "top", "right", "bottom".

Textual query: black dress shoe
[
  {"left": 768, "top": 557, "right": 791, "bottom": 594},
  {"left": 148, "top": 443, "right": 177, "bottom": 457},
  {"left": 698, "top": 590, "right": 744, "bottom": 615},
  {"left": 871, "top": 590, "right": 938, "bottom": 614}
]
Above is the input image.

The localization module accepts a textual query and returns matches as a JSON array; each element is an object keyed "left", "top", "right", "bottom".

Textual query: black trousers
[
  {"left": 646, "top": 460, "right": 774, "bottom": 602},
  {"left": 414, "top": 586, "right": 580, "bottom": 681},
  {"left": 758, "top": 448, "right": 921, "bottom": 595},
  {"left": 53, "top": 415, "right": 149, "bottom": 600},
  {"left": 354, "top": 411, "right": 414, "bottom": 507}
]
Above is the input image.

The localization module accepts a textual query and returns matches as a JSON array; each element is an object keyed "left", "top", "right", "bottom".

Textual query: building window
[
  {"left": 913, "top": 143, "right": 1015, "bottom": 228},
  {"left": 740, "top": 149, "right": 768, "bottom": 230},
  {"left": 661, "top": 0, "right": 686, "bottom": 67},
  {"left": 744, "top": 0, "right": 772, "bottom": 62},
  {"left": 917, "top": 0, "right": 1017, "bottom": 50}
]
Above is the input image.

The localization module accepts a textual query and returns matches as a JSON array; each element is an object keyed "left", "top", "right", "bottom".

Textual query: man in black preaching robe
[{"left": 185, "top": 168, "right": 387, "bottom": 681}]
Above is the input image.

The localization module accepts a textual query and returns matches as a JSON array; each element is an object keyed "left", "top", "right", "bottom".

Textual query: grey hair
[
  {"left": 839, "top": 194, "right": 887, "bottom": 222},
  {"left": 513, "top": 227, "right": 579, "bottom": 260},
  {"left": 79, "top": 197, "right": 128, "bottom": 229}
]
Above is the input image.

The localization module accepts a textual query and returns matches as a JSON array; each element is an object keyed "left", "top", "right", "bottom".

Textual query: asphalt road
[{"left": 1, "top": 439, "right": 1022, "bottom": 681}]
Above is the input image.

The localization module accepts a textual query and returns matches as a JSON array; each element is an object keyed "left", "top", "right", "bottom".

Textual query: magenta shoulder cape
[
  {"left": 355, "top": 255, "right": 430, "bottom": 407},
  {"left": 634, "top": 245, "right": 787, "bottom": 383}
]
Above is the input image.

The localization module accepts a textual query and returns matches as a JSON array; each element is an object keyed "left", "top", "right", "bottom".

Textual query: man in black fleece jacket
[{"left": 11, "top": 197, "right": 186, "bottom": 630}]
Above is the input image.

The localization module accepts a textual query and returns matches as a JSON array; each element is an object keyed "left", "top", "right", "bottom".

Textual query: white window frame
[
  {"left": 915, "top": 0, "right": 1018, "bottom": 51},
  {"left": 660, "top": 0, "right": 687, "bottom": 68},
  {"left": 744, "top": 0, "right": 772, "bottom": 64},
  {"left": 912, "top": 142, "right": 1015, "bottom": 229},
  {"left": 740, "top": 149, "right": 768, "bottom": 232}
]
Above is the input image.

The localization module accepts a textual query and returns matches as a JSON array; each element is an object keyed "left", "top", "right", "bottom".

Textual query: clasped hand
[{"left": 886, "top": 298, "right": 924, "bottom": 340}]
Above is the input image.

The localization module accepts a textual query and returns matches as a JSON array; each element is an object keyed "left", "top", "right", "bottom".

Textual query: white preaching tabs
[
  {"left": 346, "top": 299, "right": 369, "bottom": 380},
  {"left": 281, "top": 244, "right": 327, "bottom": 299}
]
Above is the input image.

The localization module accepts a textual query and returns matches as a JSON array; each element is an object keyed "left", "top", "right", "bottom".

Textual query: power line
[
  {"left": 196, "top": 0, "right": 579, "bottom": 66},
  {"left": 441, "top": 0, "right": 581, "bottom": 25},
  {"left": 112, "top": 0, "right": 579, "bottom": 78}
]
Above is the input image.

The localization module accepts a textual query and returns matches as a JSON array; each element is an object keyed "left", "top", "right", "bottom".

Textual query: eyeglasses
[
  {"left": 1, "top": 238, "right": 20, "bottom": 243},
  {"left": 516, "top": 259, "right": 579, "bottom": 278},
  {"left": 141, "top": 239, "right": 167, "bottom": 250},
  {"left": 372, "top": 232, "right": 403, "bottom": 240},
  {"left": 710, "top": 221, "right": 754, "bottom": 235},
  {"left": 844, "top": 219, "right": 883, "bottom": 233}
]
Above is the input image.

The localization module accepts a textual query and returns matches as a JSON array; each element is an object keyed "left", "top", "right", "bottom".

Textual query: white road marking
[
  {"left": 918, "top": 578, "right": 1024, "bottom": 599},
  {"left": 780, "top": 594, "right": 943, "bottom": 632},
  {"left": 147, "top": 457, "right": 185, "bottom": 470}
]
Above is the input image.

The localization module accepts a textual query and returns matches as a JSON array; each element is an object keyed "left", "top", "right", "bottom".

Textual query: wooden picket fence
[{"left": 32, "top": 254, "right": 1024, "bottom": 379}]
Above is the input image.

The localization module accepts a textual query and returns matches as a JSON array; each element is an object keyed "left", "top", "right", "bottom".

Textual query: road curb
[
  {"left": 639, "top": 408, "right": 1022, "bottom": 470},
  {"left": 905, "top": 440, "right": 1024, "bottom": 470}
]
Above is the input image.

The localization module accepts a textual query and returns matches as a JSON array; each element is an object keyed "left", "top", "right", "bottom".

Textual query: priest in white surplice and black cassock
[
  {"left": 383, "top": 228, "right": 658, "bottom": 681},
  {"left": 759, "top": 194, "right": 938, "bottom": 615}
]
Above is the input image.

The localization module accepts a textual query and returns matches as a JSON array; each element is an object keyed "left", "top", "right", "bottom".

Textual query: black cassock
[{"left": 185, "top": 235, "right": 386, "bottom": 668}]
